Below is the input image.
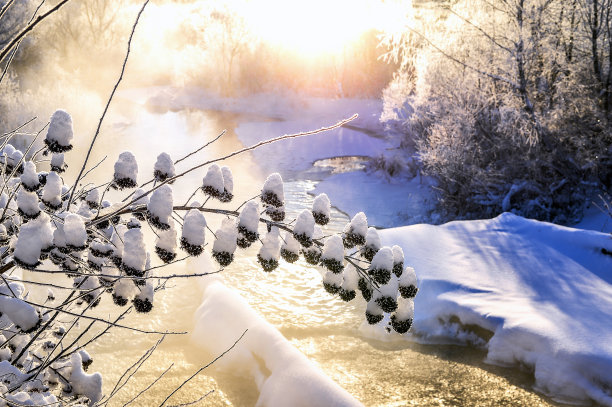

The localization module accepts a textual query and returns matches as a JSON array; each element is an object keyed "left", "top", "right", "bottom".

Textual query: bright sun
[{"left": 237, "top": 0, "right": 406, "bottom": 56}]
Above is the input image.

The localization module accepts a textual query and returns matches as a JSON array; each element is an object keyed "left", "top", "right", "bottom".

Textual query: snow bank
[
  {"left": 191, "top": 257, "right": 362, "bottom": 407},
  {"left": 379, "top": 212, "right": 612, "bottom": 406}
]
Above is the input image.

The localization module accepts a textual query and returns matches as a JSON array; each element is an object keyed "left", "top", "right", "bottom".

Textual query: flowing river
[{"left": 64, "top": 94, "right": 562, "bottom": 406}]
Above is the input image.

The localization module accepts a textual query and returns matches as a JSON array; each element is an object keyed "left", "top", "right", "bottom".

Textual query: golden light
[{"left": 238, "top": 0, "right": 408, "bottom": 57}]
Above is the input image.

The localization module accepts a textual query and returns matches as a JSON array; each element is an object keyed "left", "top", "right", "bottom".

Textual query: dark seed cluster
[
  {"left": 343, "top": 230, "right": 365, "bottom": 248},
  {"left": 112, "top": 176, "right": 137, "bottom": 190},
  {"left": 44, "top": 138, "right": 73, "bottom": 153},
  {"left": 390, "top": 315, "right": 412, "bottom": 334},
  {"left": 262, "top": 191, "right": 283, "bottom": 208},
  {"left": 321, "top": 258, "right": 344, "bottom": 274},
  {"left": 257, "top": 255, "right": 279, "bottom": 272},
  {"left": 155, "top": 246, "right": 177, "bottom": 263},
  {"left": 212, "top": 251, "right": 233, "bottom": 267},
  {"left": 180, "top": 237, "right": 204, "bottom": 256},
  {"left": 376, "top": 296, "right": 398, "bottom": 313},
  {"left": 365, "top": 311, "right": 383, "bottom": 325},
  {"left": 133, "top": 297, "right": 153, "bottom": 313},
  {"left": 280, "top": 248, "right": 299, "bottom": 263},
  {"left": 358, "top": 277, "right": 373, "bottom": 302},
  {"left": 293, "top": 232, "right": 313, "bottom": 248},
  {"left": 339, "top": 289, "right": 356, "bottom": 302},
  {"left": 323, "top": 282, "right": 341, "bottom": 295},
  {"left": 369, "top": 268, "right": 391, "bottom": 285},
  {"left": 302, "top": 248, "right": 321, "bottom": 265},
  {"left": 393, "top": 262, "right": 403, "bottom": 277},
  {"left": 361, "top": 245, "right": 378, "bottom": 262},
  {"left": 312, "top": 211, "right": 329, "bottom": 225},
  {"left": 399, "top": 284, "right": 418, "bottom": 298}
]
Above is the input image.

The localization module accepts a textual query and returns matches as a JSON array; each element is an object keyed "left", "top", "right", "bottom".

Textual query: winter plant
[{"left": 0, "top": 1, "right": 418, "bottom": 405}]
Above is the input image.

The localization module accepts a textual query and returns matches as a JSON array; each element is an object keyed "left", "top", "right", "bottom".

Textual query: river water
[{"left": 71, "top": 100, "right": 561, "bottom": 406}]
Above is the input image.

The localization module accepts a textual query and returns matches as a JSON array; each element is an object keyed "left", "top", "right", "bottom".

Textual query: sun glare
[{"left": 238, "top": 0, "right": 407, "bottom": 57}]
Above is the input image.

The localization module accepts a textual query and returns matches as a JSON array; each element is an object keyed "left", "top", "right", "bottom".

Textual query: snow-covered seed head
[
  {"left": 343, "top": 212, "right": 367, "bottom": 248},
  {"left": 14, "top": 215, "right": 50, "bottom": 269},
  {"left": 293, "top": 209, "right": 315, "bottom": 247},
  {"left": 112, "top": 278, "right": 135, "bottom": 307},
  {"left": 212, "top": 218, "right": 237, "bottom": 266},
  {"left": 42, "top": 172, "right": 63, "bottom": 210},
  {"left": 85, "top": 188, "right": 100, "bottom": 209},
  {"left": 219, "top": 166, "right": 234, "bottom": 202},
  {"left": 261, "top": 173, "right": 284, "bottom": 208},
  {"left": 321, "top": 235, "right": 344, "bottom": 274},
  {"left": 113, "top": 151, "right": 138, "bottom": 189},
  {"left": 45, "top": 110, "right": 73, "bottom": 153},
  {"left": 17, "top": 189, "right": 41, "bottom": 220},
  {"left": 127, "top": 217, "right": 141, "bottom": 229},
  {"left": 280, "top": 231, "right": 300, "bottom": 263},
  {"left": 362, "top": 227, "right": 381, "bottom": 262},
  {"left": 392, "top": 245, "right": 404, "bottom": 277},
  {"left": 312, "top": 193, "right": 331, "bottom": 225},
  {"left": 64, "top": 214, "right": 87, "bottom": 251},
  {"left": 398, "top": 266, "right": 418, "bottom": 298},
  {"left": 87, "top": 250, "right": 105, "bottom": 271},
  {"left": 323, "top": 271, "right": 342, "bottom": 294},
  {"left": 89, "top": 239, "right": 113, "bottom": 258},
  {"left": 302, "top": 245, "right": 321, "bottom": 265},
  {"left": 358, "top": 277, "right": 373, "bottom": 302},
  {"left": 74, "top": 276, "right": 103, "bottom": 307},
  {"left": 391, "top": 298, "right": 414, "bottom": 334},
  {"left": 237, "top": 201, "right": 259, "bottom": 245},
  {"left": 37, "top": 171, "right": 48, "bottom": 187},
  {"left": 180, "top": 209, "right": 206, "bottom": 256},
  {"left": 339, "top": 264, "right": 359, "bottom": 302},
  {"left": 257, "top": 227, "right": 281, "bottom": 272},
  {"left": 50, "top": 153, "right": 66, "bottom": 173},
  {"left": 121, "top": 228, "right": 146, "bottom": 276},
  {"left": 153, "top": 152, "right": 176, "bottom": 182},
  {"left": 155, "top": 221, "right": 177, "bottom": 263},
  {"left": 20, "top": 161, "right": 40, "bottom": 192},
  {"left": 365, "top": 299, "right": 384, "bottom": 325},
  {"left": 266, "top": 205, "right": 285, "bottom": 222},
  {"left": 147, "top": 184, "right": 173, "bottom": 230},
  {"left": 133, "top": 282, "right": 154, "bottom": 313},
  {"left": 0, "top": 225, "right": 9, "bottom": 244},
  {"left": 202, "top": 164, "right": 224, "bottom": 198},
  {"left": 369, "top": 247, "right": 393, "bottom": 285}
]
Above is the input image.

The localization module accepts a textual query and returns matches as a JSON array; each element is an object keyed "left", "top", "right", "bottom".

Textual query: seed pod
[
  {"left": 320, "top": 235, "right": 344, "bottom": 274},
  {"left": 293, "top": 210, "right": 315, "bottom": 247},
  {"left": 133, "top": 281, "right": 154, "bottom": 313},
  {"left": 85, "top": 188, "right": 100, "bottom": 209},
  {"left": 323, "top": 271, "right": 342, "bottom": 294},
  {"left": 312, "top": 193, "right": 331, "bottom": 225},
  {"left": 20, "top": 161, "right": 40, "bottom": 192},
  {"left": 155, "top": 221, "right": 177, "bottom": 263},
  {"left": 391, "top": 297, "right": 414, "bottom": 334},
  {"left": 237, "top": 201, "right": 259, "bottom": 247},
  {"left": 339, "top": 264, "right": 359, "bottom": 302},
  {"left": 365, "top": 299, "right": 384, "bottom": 325},
  {"left": 44, "top": 110, "right": 74, "bottom": 153},
  {"left": 343, "top": 212, "right": 367, "bottom": 248},
  {"left": 257, "top": 227, "right": 281, "bottom": 272},
  {"left": 113, "top": 151, "right": 138, "bottom": 189},
  {"left": 280, "top": 231, "right": 300, "bottom": 263},
  {"left": 398, "top": 266, "right": 418, "bottom": 298},
  {"left": 212, "top": 218, "right": 237, "bottom": 266},
  {"left": 42, "top": 172, "right": 63, "bottom": 210},
  {"left": 17, "top": 189, "right": 41, "bottom": 220},
  {"left": 50, "top": 153, "right": 67, "bottom": 173},
  {"left": 392, "top": 245, "right": 404, "bottom": 278},
  {"left": 202, "top": 164, "right": 224, "bottom": 198},
  {"left": 147, "top": 185, "right": 173, "bottom": 230},
  {"left": 361, "top": 227, "right": 381, "bottom": 262},
  {"left": 180, "top": 209, "right": 206, "bottom": 256},
  {"left": 219, "top": 166, "right": 234, "bottom": 202},
  {"left": 153, "top": 152, "right": 175, "bottom": 182},
  {"left": 368, "top": 247, "right": 393, "bottom": 285},
  {"left": 261, "top": 173, "right": 284, "bottom": 208}
]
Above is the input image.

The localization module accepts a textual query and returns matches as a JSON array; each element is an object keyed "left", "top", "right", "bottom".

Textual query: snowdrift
[
  {"left": 191, "top": 259, "right": 363, "bottom": 407},
  {"left": 380, "top": 212, "right": 612, "bottom": 406}
]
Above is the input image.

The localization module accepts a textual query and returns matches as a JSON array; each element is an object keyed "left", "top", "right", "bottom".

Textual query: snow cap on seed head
[{"left": 45, "top": 110, "right": 74, "bottom": 153}]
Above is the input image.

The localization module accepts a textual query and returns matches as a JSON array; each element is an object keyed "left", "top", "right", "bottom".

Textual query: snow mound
[
  {"left": 380, "top": 212, "right": 612, "bottom": 406},
  {"left": 191, "top": 257, "right": 363, "bottom": 407}
]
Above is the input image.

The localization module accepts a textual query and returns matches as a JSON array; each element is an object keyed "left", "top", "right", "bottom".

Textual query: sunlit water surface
[{"left": 66, "top": 98, "right": 562, "bottom": 406}]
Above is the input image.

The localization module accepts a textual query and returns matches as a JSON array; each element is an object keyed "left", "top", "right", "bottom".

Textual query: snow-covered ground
[{"left": 142, "top": 87, "right": 612, "bottom": 406}]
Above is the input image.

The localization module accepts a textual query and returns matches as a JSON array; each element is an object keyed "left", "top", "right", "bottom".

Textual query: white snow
[
  {"left": 323, "top": 271, "right": 343, "bottom": 288},
  {"left": 131, "top": 188, "right": 149, "bottom": 206},
  {"left": 369, "top": 247, "right": 393, "bottom": 271},
  {"left": 42, "top": 171, "right": 62, "bottom": 208},
  {"left": 156, "top": 221, "right": 177, "bottom": 251},
  {"left": 379, "top": 275, "right": 399, "bottom": 298},
  {"left": 0, "top": 296, "right": 39, "bottom": 332},
  {"left": 122, "top": 228, "right": 146, "bottom": 272},
  {"left": 86, "top": 188, "right": 100, "bottom": 205},
  {"left": 238, "top": 201, "right": 260, "bottom": 233},
  {"left": 50, "top": 153, "right": 65, "bottom": 170},
  {"left": 345, "top": 212, "right": 367, "bottom": 238},
  {"left": 14, "top": 213, "right": 52, "bottom": 266},
  {"left": 192, "top": 266, "right": 363, "bottom": 407},
  {"left": 213, "top": 218, "right": 238, "bottom": 254},
  {"left": 392, "top": 245, "right": 404, "bottom": 264},
  {"left": 341, "top": 264, "right": 359, "bottom": 292},
  {"left": 202, "top": 164, "right": 224, "bottom": 195},
  {"left": 20, "top": 161, "right": 39, "bottom": 189},
  {"left": 262, "top": 173, "right": 284, "bottom": 206},
  {"left": 63, "top": 214, "right": 87, "bottom": 248},
  {"left": 399, "top": 266, "right": 417, "bottom": 288},
  {"left": 154, "top": 152, "right": 175, "bottom": 179},
  {"left": 321, "top": 235, "right": 344, "bottom": 262},
  {"left": 395, "top": 297, "right": 414, "bottom": 321},
  {"left": 259, "top": 227, "right": 281, "bottom": 261},
  {"left": 281, "top": 230, "right": 300, "bottom": 254},
  {"left": 364, "top": 227, "right": 380, "bottom": 249},
  {"left": 111, "top": 224, "right": 128, "bottom": 258},
  {"left": 221, "top": 166, "right": 233, "bottom": 195},
  {"left": 70, "top": 351, "right": 103, "bottom": 405},
  {"left": 379, "top": 212, "right": 612, "bottom": 406},
  {"left": 147, "top": 184, "right": 173, "bottom": 222},
  {"left": 312, "top": 193, "right": 330, "bottom": 217},
  {"left": 293, "top": 209, "right": 314, "bottom": 238},
  {"left": 46, "top": 109, "right": 73, "bottom": 148},
  {"left": 16, "top": 189, "right": 40, "bottom": 217},
  {"left": 114, "top": 151, "right": 138, "bottom": 184},
  {"left": 182, "top": 209, "right": 206, "bottom": 246}
]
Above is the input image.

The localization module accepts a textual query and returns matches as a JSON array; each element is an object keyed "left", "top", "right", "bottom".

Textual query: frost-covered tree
[{"left": 381, "top": 0, "right": 612, "bottom": 223}]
